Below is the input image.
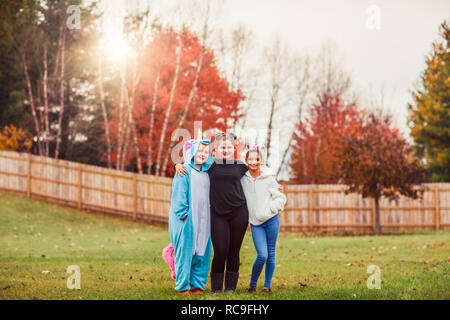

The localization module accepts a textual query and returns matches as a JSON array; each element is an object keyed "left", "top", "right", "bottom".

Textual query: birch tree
[
  {"left": 277, "top": 53, "right": 313, "bottom": 179},
  {"left": 263, "top": 35, "right": 291, "bottom": 163},
  {"left": 155, "top": 37, "right": 182, "bottom": 176}
]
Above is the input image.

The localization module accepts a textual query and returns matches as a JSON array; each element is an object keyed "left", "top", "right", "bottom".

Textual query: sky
[
  {"left": 99, "top": 0, "right": 450, "bottom": 177},
  {"left": 219, "top": 0, "right": 448, "bottom": 133}
]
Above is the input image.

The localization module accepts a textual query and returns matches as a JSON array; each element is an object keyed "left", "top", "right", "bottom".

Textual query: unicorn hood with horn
[{"left": 163, "top": 129, "right": 213, "bottom": 293}]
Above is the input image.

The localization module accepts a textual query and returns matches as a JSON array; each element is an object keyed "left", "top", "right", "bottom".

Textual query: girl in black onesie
[{"left": 175, "top": 132, "right": 248, "bottom": 293}]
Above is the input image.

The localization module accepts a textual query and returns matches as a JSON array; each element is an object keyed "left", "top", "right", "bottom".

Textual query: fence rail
[{"left": 0, "top": 150, "right": 449, "bottom": 233}]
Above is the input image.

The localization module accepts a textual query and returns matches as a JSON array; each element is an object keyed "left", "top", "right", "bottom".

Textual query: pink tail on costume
[{"left": 162, "top": 243, "right": 176, "bottom": 279}]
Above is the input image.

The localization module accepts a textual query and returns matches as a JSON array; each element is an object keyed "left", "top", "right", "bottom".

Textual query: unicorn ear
[{"left": 182, "top": 140, "right": 194, "bottom": 161}]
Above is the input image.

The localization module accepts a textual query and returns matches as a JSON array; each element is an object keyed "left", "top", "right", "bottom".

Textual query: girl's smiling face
[
  {"left": 194, "top": 143, "right": 210, "bottom": 165},
  {"left": 246, "top": 150, "right": 262, "bottom": 171},
  {"left": 216, "top": 139, "right": 235, "bottom": 160}
]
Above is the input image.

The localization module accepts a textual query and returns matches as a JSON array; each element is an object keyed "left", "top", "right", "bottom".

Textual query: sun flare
[{"left": 102, "top": 35, "right": 132, "bottom": 62}]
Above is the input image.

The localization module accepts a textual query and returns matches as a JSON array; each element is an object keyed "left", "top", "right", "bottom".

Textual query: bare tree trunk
[
  {"left": 43, "top": 43, "right": 50, "bottom": 157},
  {"left": 121, "top": 119, "right": 132, "bottom": 171},
  {"left": 51, "top": 22, "right": 63, "bottom": 93},
  {"left": 301, "top": 139, "right": 307, "bottom": 182},
  {"left": 312, "top": 132, "right": 322, "bottom": 185},
  {"left": 129, "top": 111, "right": 142, "bottom": 174},
  {"left": 120, "top": 99, "right": 131, "bottom": 171},
  {"left": 266, "top": 88, "right": 278, "bottom": 162},
  {"left": 147, "top": 69, "right": 160, "bottom": 174},
  {"left": 375, "top": 196, "right": 381, "bottom": 235},
  {"left": 21, "top": 53, "right": 43, "bottom": 155},
  {"left": 155, "top": 38, "right": 182, "bottom": 176},
  {"left": 55, "top": 27, "right": 66, "bottom": 159},
  {"left": 116, "top": 69, "right": 126, "bottom": 170},
  {"left": 311, "top": 94, "right": 329, "bottom": 184},
  {"left": 277, "top": 128, "right": 293, "bottom": 178},
  {"left": 238, "top": 78, "right": 257, "bottom": 131},
  {"left": 277, "top": 55, "right": 311, "bottom": 179},
  {"left": 264, "top": 36, "right": 289, "bottom": 163},
  {"left": 124, "top": 61, "right": 143, "bottom": 174},
  {"left": 97, "top": 53, "right": 112, "bottom": 168}
]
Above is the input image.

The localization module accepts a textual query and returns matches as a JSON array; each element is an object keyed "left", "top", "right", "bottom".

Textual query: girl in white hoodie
[{"left": 240, "top": 146, "right": 286, "bottom": 293}]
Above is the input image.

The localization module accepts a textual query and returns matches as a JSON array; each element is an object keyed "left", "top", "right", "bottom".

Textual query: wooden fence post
[
  {"left": 435, "top": 185, "right": 440, "bottom": 230},
  {"left": 133, "top": 174, "right": 138, "bottom": 220},
  {"left": 27, "top": 153, "right": 32, "bottom": 198},
  {"left": 78, "top": 163, "right": 82, "bottom": 209},
  {"left": 308, "top": 187, "right": 313, "bottom": 231}
]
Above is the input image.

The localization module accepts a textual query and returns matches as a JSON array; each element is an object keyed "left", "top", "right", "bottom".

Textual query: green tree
[
  {"left": 408, "top": 20, "right": 450, "bottom": 182},
  {"left": 0, "top": 0, "right": 103, "bottom": 161}
]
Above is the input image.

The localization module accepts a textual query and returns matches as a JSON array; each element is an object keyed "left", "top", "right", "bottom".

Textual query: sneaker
[
  {"left": 247, "top": 286, "right": 256, "bottom": 293},
  {"left": 262, "top": 287, "right": 271, "bottom": 293}
]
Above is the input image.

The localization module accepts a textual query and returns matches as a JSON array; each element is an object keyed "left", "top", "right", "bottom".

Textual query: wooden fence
[{"left": 0, "top": 150, "right": 449, "bottom": 233}]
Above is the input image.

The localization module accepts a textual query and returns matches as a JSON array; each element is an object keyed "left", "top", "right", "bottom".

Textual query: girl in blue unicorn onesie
[{"left": 168, "top": 138, "right": 214, "bottom": 295}]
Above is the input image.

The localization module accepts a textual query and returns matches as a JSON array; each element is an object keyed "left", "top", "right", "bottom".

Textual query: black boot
[
  {"left": 224, "top": 271, "right": 239, "bottom": 293},
  {"left": 210, "top": 272, "right": 224, "bottom": 293}
]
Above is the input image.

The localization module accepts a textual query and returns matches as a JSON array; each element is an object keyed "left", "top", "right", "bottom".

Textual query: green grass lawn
[{"left": 0, "top": 191, "right": 449, "bottom": 300}]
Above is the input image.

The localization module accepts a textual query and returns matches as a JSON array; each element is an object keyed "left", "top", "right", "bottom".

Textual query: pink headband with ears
[{"left": 246, "top": 144, "right": 266, "bottom": 162}]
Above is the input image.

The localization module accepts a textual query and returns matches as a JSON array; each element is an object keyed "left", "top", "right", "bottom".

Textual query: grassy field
[{"left": 0, "top": 191, "right": 449, "bottom": 300}]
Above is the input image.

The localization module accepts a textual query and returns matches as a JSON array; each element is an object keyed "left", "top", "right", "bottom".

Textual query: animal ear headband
[
  {"left": 246, "top": 144, "right": 265, "bottom": 153},
  {"left": 245, "top": 144, "right": 266, "bottom": 163}
]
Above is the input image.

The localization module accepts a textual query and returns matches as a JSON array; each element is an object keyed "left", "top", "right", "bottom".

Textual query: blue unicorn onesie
[{"left": 168, "top": 139, "right": 213, "bottom": 292}]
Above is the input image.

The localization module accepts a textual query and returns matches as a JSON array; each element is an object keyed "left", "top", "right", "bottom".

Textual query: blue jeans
[{"left": 249, "top": 215, "right": 280, "bottom": 289}]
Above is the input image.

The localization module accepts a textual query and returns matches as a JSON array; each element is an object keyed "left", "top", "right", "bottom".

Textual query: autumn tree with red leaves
[
  {"left": 336, "top": 111, "right": 426, "bottom": 235},
  {"left": 289, "top": 92, "right": 363, "bottom": 184},
  {"left": 109, "top": 28, "right": 243, "bottom": 176}
]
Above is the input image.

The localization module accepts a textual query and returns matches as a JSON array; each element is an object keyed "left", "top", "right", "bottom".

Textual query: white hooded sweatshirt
[{"left": 240, "top": 168, "right": 287, "bottom": 226}]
